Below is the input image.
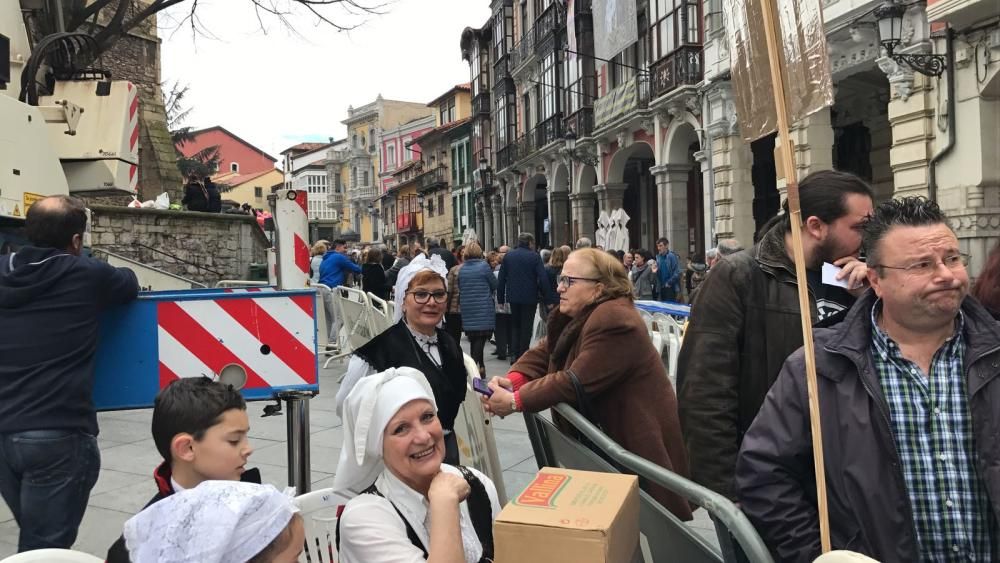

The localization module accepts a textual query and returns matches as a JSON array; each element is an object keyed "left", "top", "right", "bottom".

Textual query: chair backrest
[
  {"left": 293, "top": 487, "right": 350, "bottom": 563},
  {"left": 453, "top": 354, "right": 508, "bottom": 504},
  {"left": 366, "top": 292, "right": 393, "bottom": 335},
  {"left": 523, "top": 404, "right": 773, "bottom": 563},
  {"left": 0, "top": 550, "right": 103, "bottom": 563}
]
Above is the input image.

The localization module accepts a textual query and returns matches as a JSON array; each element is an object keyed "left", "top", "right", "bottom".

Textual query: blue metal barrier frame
[{"left": 93, "top": 288, "right": 319, "bottom": 410}]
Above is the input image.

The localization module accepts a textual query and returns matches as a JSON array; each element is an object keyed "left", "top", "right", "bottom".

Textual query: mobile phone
[{"left": 472, "top": 377, "right": 493, "bottom": 397}]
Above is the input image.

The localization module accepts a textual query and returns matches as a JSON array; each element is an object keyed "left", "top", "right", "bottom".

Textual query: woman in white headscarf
[
  {"left": 122, "top": 481, "right": 303, "bottom": 563},
  {"left": 335, "top": 254, "right": 468, "bottom": 464},
  {"left": 334, "top": 368, "right": 500, "bottom": 563}
]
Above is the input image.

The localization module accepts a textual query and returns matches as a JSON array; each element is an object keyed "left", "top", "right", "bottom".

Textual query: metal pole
[{"left": 281, "top": 390, "right": 313, "bottom": 495}]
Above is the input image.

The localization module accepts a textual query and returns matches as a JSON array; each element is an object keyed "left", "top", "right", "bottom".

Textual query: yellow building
[
  {"left": 215, "top": 168, "right": 284, "bottom": 210},
  {"left": 340, "top": 95, "right": 434, "bottom": 245}
]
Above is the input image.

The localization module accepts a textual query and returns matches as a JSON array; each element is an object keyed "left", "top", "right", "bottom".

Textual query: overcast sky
[{"left": 160, "top": 0, "right": 491, "bottom": 162}]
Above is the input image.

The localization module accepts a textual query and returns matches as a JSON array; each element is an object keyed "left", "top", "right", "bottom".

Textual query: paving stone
[
  {"left": 99, "top": 443, "right": 169, "bottom": 476},
  {"left": 70, "top": 506, "right": 133, "bottom": 556},
  {"left": 91, "top": 468, "right": 149, "bottom": 496},
  {"left": 95, "top": 419, "right": 156, "bottom": 445}
]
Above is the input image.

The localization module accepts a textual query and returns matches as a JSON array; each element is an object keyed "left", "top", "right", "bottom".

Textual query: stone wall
[{"left": 89, "top": 206, "right": 270, "bottom": 286}]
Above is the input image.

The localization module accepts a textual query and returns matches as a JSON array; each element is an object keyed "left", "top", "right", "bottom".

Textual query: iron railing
[
  {"left": 497, "top": 144, "right": 515, "bottom": 171},
  {"left": 510, "top": 22, "right": 536, "bottom": 71},
  {"left": 650, "top": 45, "right": 704, "bottom": 100},
  {"left": 534, "top": 2, "right": 565, "bottom": 56}
]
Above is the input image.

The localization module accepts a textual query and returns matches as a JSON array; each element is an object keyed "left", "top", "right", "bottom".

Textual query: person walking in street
[
  {"left": 444, "top": 259, "right": 464, "bottom": 346},
  {"left": 0, "top": 195, "right": 139, "bottom": 551},
  {"left": 309, "top": 240, "right": 328, "bottom": 284},
  {"left": 319, "top": 240, "right": 363, "bottom": 349},
  {"left": 655, "top": 238, "right": 682, "bottom": 302},
  {"left": 361, "top": 247, "right": 389, "bottom": 301},
  {"left": 737, "top": 197, "right": 1000, "bottom": 562},
  {"left": 488, "top": 251, "right": 511, "bottom": 361},
  {"left": 497, "top": 233, "right": 557, "bottom": 364},
  {"left": 427, "top": 237, "right": 457, "bottom": 271},
  {"left": 458, "top": 243, "right": 497, "bottom": 374},
  {"left": 483, "top": 249, "right": 692, "bottom": 520},
  {"left": 632, "top": 249, "right": 659, "bottom": 300},
  {"left": 386, "top": 245, "right": 411, "bottom": 290},
  {"left": 676, "top": 169, "right": 874, "bottom": 501}
]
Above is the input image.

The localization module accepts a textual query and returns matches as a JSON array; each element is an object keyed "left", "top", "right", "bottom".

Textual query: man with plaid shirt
[{"left": 735, "top": 197, "right": 1000, "bottom": 562}]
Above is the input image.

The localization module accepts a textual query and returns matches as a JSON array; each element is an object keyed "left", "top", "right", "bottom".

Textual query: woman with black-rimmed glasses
[{"left": 335, "top": 254, "right": 468, "bottom": 464}]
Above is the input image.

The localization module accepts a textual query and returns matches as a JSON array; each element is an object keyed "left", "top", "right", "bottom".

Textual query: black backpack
[{"left": 335, "top": 465, "right": 494, "bottom": 562}]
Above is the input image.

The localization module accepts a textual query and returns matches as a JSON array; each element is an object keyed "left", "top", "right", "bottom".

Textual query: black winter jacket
[
  {"left": 676, "top": 223, "right": 825, "bottom": 499},
  {"left": 736, "top": 291, "right": 1000, "bottom": 562},
  {"left": 497, "top": 243, "right": 557, "bottom": 306},
  {"left": 0, "top": 247, "right": 138, "bottom": 435}
]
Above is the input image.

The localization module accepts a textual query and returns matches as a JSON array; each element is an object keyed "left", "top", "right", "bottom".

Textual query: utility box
[
  {"left": 493, "top": 467, "right": 640, "bottom": 563},
  {"left": 93, "top": 288, "right": 319, "bottom": 409}
]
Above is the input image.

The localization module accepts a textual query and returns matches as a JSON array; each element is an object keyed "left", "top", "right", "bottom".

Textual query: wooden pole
[{"left": 758, "top": 0, "right": 832, "bottom": 553}]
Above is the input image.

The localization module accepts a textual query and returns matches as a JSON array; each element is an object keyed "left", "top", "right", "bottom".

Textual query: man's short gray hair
[
  {"left": 716, "top": 238, "right": 743, "bottom": 256},
  {"left": 706, "top": 248, "right": 719, "bottom": 261},
  {"left": 518, "top": 232, "right": 534, "bottom": 246},
  {"left": 575, "top": 237, "right": 592, "bottom": 249}
]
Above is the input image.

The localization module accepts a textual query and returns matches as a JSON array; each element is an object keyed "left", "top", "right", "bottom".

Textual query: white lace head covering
[
  {"left": 123, "top": 481, "right": 298, "bottom": 563},
  {"left": 393, "top": 253, "right": 449, "bottom": 323},
  {"left": 332, "top": 367, "right": 437, "bottom": 496}
]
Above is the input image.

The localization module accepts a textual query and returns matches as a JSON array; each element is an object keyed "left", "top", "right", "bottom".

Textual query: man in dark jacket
[
  {"left": 0, "top": 195, "right": 139, "bottom": 551},
  {"left": 677, "top": 170, "right": 874, "bottom": 500},
  {"left": 736, "top": 197, "right": 999, "bottom": 562},
  {"left": 497, "top": 232, "right": 557, "bottom": 363},
  {"left": 204, "top": 176, "right": 222, "bottom": 213},
  {"left": 428, "top": 237, "right": 457, "bottom": 270}
]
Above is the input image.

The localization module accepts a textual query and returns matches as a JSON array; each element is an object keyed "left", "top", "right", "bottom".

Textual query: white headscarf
[
  {"left": 393, "top": 253, "right": 449, "bottom": 323},
  {"left": 333, "top": 367, "right": 437, "bottom": 497},
  {"left": 123, "top": 481, "right": 298, "bottom": 563}
]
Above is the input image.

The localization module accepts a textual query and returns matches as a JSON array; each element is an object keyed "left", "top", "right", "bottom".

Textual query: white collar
[
  {"left": 170, "top": 477, "right": 185, "bottom": 493},
  {"left": 406, "top": 323, "right": 438, "bottom": 346}
]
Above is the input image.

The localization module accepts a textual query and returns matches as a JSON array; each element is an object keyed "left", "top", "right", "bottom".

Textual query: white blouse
[{"left": 337, "top": 464, "right": 502, "bottom": 563}]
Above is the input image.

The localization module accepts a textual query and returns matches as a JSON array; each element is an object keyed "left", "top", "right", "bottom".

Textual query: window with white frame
[
  {"left": 387, "top": 145, "right": 396, "bottom": 168},
  {"left": 230, "top": 162, "right": 239, "bottom": 173}
]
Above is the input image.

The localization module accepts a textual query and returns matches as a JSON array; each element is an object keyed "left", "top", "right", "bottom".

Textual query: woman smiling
[{"left": 335, "top": 368, "right": 501, "bottom": 563}]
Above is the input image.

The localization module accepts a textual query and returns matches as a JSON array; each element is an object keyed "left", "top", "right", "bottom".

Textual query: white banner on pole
[{"left": 593, "top": 0, "right": 638, "bottom": 61}]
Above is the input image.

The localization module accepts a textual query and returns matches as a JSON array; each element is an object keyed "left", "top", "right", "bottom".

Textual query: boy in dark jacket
[
  {"left": 181, "top": 175, "right": 209, "bottom": 212},
  {"left": 106, "top": 377, "right": 259, "bottom": 562}
]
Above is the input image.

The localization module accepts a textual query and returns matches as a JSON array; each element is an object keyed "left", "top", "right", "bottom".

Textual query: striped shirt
[{"left": 871, "top": 302, "right": 995, "bottom": 561}]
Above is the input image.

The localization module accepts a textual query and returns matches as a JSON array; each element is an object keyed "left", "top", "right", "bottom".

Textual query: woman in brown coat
[{"left": 483, "top": 248, "right": 692, "bottom": 520}]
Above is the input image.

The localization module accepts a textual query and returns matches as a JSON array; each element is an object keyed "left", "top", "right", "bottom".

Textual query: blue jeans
[{"left": 0, "top": 429, "right": 100, "bottom": 551}]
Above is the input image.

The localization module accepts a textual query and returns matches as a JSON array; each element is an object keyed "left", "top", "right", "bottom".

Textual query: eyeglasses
[
  {"left": 873, "top": 253, "right": 969, "bottom": 275},
  {"left": 557, "top": 275, "right": 600, "bottom": 288},
  {"left": 407, "top": 290, "right": 448, "bottom": 304}
]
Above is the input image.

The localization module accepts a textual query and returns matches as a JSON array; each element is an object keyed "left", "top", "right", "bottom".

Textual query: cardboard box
[{"left": 493, "top": 467, "right": 640, "bottom": 563}]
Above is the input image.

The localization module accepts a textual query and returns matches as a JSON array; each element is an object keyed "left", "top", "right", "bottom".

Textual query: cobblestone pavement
[{"left": 0, "top": 337, "right": 717, "bottom": 557}]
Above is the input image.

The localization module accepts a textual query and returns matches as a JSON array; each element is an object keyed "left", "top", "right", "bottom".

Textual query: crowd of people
[{"left": 2, "top": 169, "right": 999, "bottom": 562}]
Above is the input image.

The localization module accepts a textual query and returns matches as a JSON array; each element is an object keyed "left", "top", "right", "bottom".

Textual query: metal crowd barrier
[{"left": 524, "top": 404, "right": 774, "bottom": 563}]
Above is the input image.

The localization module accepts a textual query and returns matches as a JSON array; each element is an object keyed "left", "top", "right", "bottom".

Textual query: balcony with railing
[
  {"left": 505, "top": 112, "right": 564, "bottom": 167},
  {"left": 497, "top": 143, "right": 515, "bottom": 171},
  {"left": 418, "top": 165, "right": 449, "bottom": 192},
  {"left": 327, "top": 149, "right": 351, "bottom": 163},
  {"left": 473, "top": 92, "right": 491, "bottom": 117},
  {"left": 348, "top": 184, "right": 377, "bottom": 201},
  {"left": 534, "top": 2, "right": 565, "bottom": 56},
  {"left": 509, "top": 23, "right": 536, "bottom": 73},
  {"left": 563, "top": 75, "right": 597, "bottom": 138},
  {"left": 396, "top": 211, "right": 421, "bottom": 233},
  {"left": 650, "top": 46, "right": 704, "bottom": 100},
  {"left": 593, "top": 74, "right": 651, "bottom": 129}
]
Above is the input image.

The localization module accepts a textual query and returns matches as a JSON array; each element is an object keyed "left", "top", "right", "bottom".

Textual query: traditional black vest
[{"left": 353, "top": 320, "right": 467, "bottom": 431}]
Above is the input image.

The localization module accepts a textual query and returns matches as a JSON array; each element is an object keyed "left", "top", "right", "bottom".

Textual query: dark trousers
[
  {"left": 510, "top": 303, "right": 537, "bottom": 363},
  {"left": 467, "top": 332, "right": 493, "bottom": 370},
  {"left": 494, "top": 313, "right": 512, "bottom": 359},
  {"left": 0, "top": 429, "right": 100, "bottom": 551},
  {"left": 659, "top": 286, "right": 677, "bottom": 302},
  {"left": 444, "top": 313, "right": 463, "bottom": 345}
]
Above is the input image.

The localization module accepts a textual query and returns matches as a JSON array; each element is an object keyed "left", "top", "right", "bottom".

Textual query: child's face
[{"left": 189, "top": 409, "right": 253, "bottom": 482}]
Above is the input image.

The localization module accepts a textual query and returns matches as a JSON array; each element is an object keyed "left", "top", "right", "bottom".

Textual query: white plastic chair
[
  {"left": 0, "top": 550, "right": 103, "bottom": 563},
  {"left": 323, "top": 286, "right": 377, "bottom": 369},
  {"left": 654, "top": 313, "right": 684, "bottom": 380},
  {"left": 366, "top": 292, "right": 393, "bottom": 335},
  {"left": 293, "top": 487, "right": 350, "bottom": 563}
]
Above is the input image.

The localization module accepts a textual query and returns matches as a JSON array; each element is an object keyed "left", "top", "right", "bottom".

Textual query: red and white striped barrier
[
  {"left": 274, "top": 189, "right": 310, "bottom": 290},
  {"left": 156, "top": 294, "right": 317, "bottom": 390}
]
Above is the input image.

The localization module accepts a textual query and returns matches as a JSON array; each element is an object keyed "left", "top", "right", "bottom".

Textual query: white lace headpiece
[{"left": 393, "top": 253, "right": 449, "bottom": 323}]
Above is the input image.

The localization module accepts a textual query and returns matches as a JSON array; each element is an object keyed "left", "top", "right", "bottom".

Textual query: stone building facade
[{"left": 461, "top": 0, "right": 998, "bottom": 275}]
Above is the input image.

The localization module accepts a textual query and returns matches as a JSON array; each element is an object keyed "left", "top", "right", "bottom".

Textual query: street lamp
[
  {"left": 417, "top": 193, "right": 425, "bottom": 209},
  {"left": 873, "top": 2, "right": 946, "bottom": 77},
  {"left": 562, "top": 128, "right": 600, "bottom": 166},
  {"left": 477, "top": 157, "right": 493, "bottom": 192}
]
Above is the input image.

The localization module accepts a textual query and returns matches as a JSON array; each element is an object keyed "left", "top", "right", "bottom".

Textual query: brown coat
[{"left": 512, "top": 296, "right": 693, "bottom": 520}]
